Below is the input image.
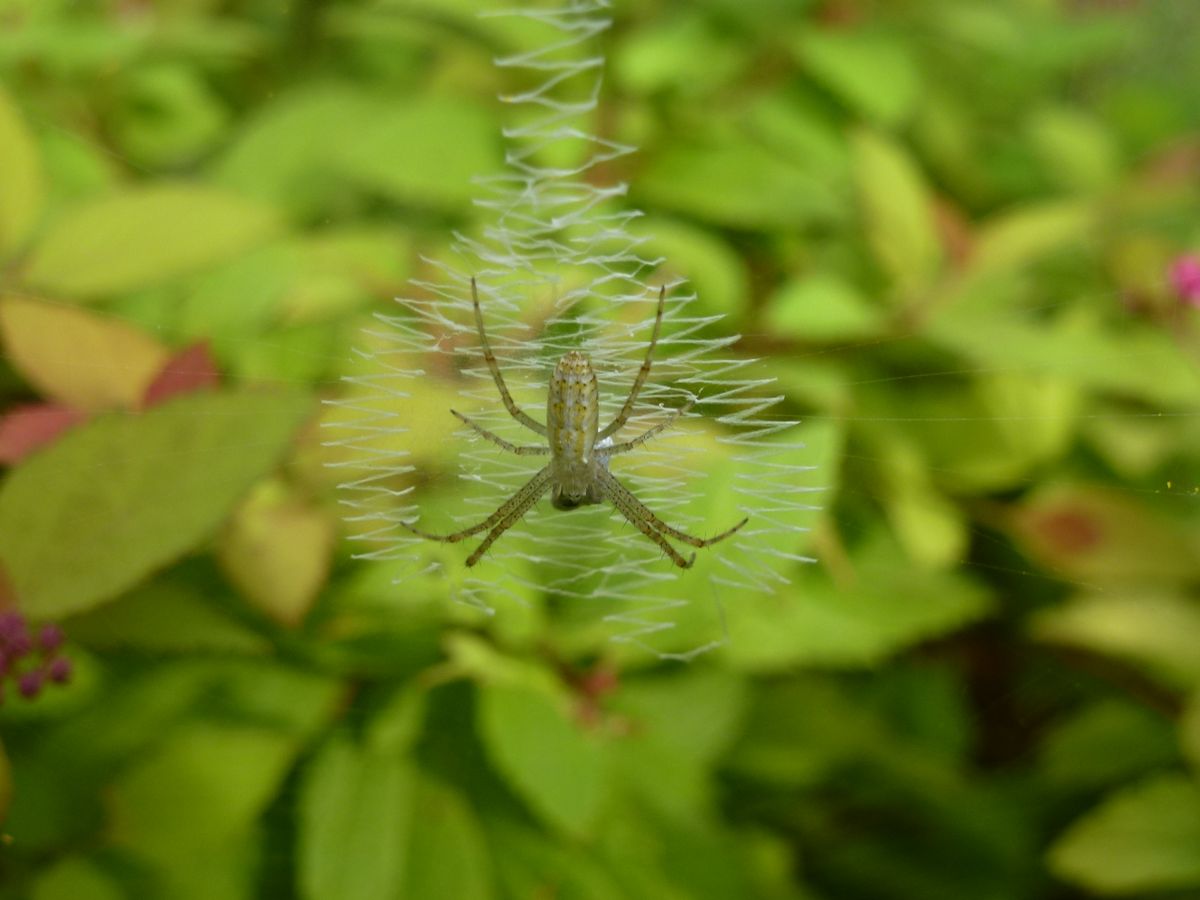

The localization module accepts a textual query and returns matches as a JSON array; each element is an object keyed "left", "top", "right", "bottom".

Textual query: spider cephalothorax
[{"left": 403, "top": 279, "right": 747, "bottom": 568}]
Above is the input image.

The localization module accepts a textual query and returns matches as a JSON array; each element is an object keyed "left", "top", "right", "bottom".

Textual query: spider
[{"left": 402, "top": 278, "right": 748, "bottom": 568}]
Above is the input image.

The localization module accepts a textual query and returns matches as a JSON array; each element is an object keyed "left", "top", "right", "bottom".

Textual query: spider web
[{"left": 326, "top": 0, "right": 820, "bottom": 657}]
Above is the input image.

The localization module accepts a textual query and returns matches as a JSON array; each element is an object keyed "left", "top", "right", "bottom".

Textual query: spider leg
[
  {"left": 466, "top": 466, "right": 554, "bottom": 566},
  {"left": 451, "top": 410, "right": 550, "bottom": 456},
  {"left": 596, "top": 468, "right": 695, "bottom": 568},
  {"left": 597, "top": 285, "right": 666, "bottom": 440},
  {"left": 472, "top": 278, "right": 548, "bottom": 437},
  {"left": 602, "top": 399, "right": 694, "bottom": 455},
  {"left": 403, "top": 464, "right": 552, "bottom": 545},
  {"left": 597, "top": 468, "right": 748, "bottom": 549}
]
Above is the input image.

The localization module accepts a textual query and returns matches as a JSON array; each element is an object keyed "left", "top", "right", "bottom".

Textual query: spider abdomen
[{"left": 547, "top": 350, "right": 600, "bottom": 502}]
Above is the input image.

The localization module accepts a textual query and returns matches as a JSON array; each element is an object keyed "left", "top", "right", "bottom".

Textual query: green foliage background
[{"left": 1, "top": 0, "right": 1199, "bottom": 898}]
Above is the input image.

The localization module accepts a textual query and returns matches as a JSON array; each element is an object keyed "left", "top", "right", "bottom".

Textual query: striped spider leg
[{"left": 402, "top": 279, "right": 747, "bottom": 568}]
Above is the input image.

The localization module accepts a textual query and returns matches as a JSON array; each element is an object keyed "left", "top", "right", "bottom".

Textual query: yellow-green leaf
[
  {"left": 0, "top": 388, "right": 312, "bottom": 617},
  {"left": 852, "top": 129, "right": 942, "bottom": 296},
  {"left": 0, "top": 296, "right": 168, "bottom": 411},
  {"left": 22, "top": 184, "right": 278, "bottom": 299},
  {"left": 0, "top": 87, "right": 44, "bottom": 257},
  {"left": 1032, "top": 592, "right": 1200, "bottom": 691},
  {"left": 1048, "top": 774, "right": 1200, "bottom": 895},
  {"left": 217, "top": 480, "right": 335, "bottom": 628}
]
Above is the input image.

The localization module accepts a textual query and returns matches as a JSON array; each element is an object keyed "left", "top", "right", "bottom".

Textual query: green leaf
[
  {"left": 723, "top": 530, "right": 992, "bottom": 671},
  {"left": 632, "top": 217, "right": 749, "bottom": 322},
  {"left": 0, "top": 87, "right": 44, "bottom": 257},
  {"left": 486, "top": 817, "right": 626, "bottom": 900},
  {"left": 792, "top": 29, "right": 920, "bottom": 126},
  {"left": 0, "top": 739, "right": 10, "bottom": 826},
  {"left": 967, "top": 201, "right": 1094, "bottom": 277},
  {"left": 329, "top": 96, "right": 500, "bottom": 212},
  {"left": 1048, "top": 774, "right": 1200, "bottom": 895},
  {"left": 216, "top": 85, "right": 499, "bottom": 216},
  {"left": 109, "top": 721, "right": 299, "bottom": 866},
  {"left": 1183, "top": 692, "right": 1200, "bottom": 774},
  {"left": 0, "top": 296, "right": 168, "bottom": 412},
  {"left": 64, "top": 576, "right": 271, "bottom": 655},
  {"left": 1039, "top": 700, "right": 1179, "bottom": 790},
  {"left": 610, "top": 668, "right": 747, "bottom": 819},
  {"left": 1032, "top": 592, "right": 1200, "bottom": 691},
  {"left": 477, "top": 681, "right": 607, "bottom": 837},
  {"left": 0, "top": 388, "right": 312, "bottom": 617},
  {"left": 21, "top": 184, "right": 279, "bottom": 299},
  {"left": 763, "top": 273, "right": 885, "bottom": 341},
  {"left": 403, "top": 777, "right": 494, "bottom": 900},
  {"left": 639, "top": 137, "right": 843, "bottom": 230},
  {"left": 298, "top": 736, "right": 416, "bottom": 900},
  {"left": 852, "top": 129, "right": 942, "bottom": 295},
  {"left": 31, "top": 857, "right": 125, "bottom": 900},
  {"left": 1028, "top": 106, "right": 1119, "bottom": 193},
  {"left": 926, "top": 308, "right": 1200, "bottom": 409}
]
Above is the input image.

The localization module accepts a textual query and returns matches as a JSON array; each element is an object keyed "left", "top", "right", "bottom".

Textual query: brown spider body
[
  {"left": 402, "top": 279, "right": 747, "bottom": 568},
  {"left": 547, "top": 350, "right": 604, "bottom": 510}
]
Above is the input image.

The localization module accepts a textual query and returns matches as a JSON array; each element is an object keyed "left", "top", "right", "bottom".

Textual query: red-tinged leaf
[
  {"left": 143, "top": 341, "right": 220, "bottom": 408},
  {"left": 0, "top": 403, "right": 84, "bottom": 464}
]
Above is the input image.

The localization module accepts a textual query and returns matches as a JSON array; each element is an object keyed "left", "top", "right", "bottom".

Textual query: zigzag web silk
[{"left": 326, "top": 0, "right": 817, "bottom": 656}]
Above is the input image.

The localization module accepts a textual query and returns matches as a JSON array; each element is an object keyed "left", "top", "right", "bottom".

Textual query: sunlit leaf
[
  {"left": 109, "top": 721, "right": 299, "bottom": 866},
  {"left": 967, "top": 201, "right": 1094, "bottom": 276},
  {"left": 1048, "top": 774, "right": 1200, "bottom": 895},
  {"left": 792, "top": 29, "right": 920, "bottom": 126},
  {"left": 217, "top": 479, "right": 336, "bottom": 628},
  {"left": 0, "top": 87, "right": 44, "bottom": 257},
  {"left": 763, "top": 273, "right": 886, "bottom": 341},
  {"left": 852, "top": 129, "right": 942, "bottom": 295},
  {"left": 21, "top": 184, "right": 279, "bottom": 299},
  {"left": 477, "top": 681, "right": 607, "bottom": 837},
  {"left": 0, "top": 296, "right": 168, "bottom": 411},
  {"left": 0, "top": 388, "right": 312, "bottom": 617},
  {"left": 1032, "top": 592, "right": 1200, "bottom": 690}
]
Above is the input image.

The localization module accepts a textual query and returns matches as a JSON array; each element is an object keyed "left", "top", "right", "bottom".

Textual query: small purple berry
[
  {"left": 38, "top": 624, "right": 64, "bottom": 653},
  {"left": 0, "top": 611, "right": 25, "bottom": 641},
  {"left": 47, "top": 656, "right": 72, "bottom": 684},
  {"left": 7, "top": 631, "right": 32, "bottom": 658},
  {"left": 18, "top": 669, "right": 43, "bottom": 699}
]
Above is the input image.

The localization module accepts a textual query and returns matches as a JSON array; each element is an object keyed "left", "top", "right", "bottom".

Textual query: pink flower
[{"left": 1169, "top": 254, "right": 1200, "bottom": 307}]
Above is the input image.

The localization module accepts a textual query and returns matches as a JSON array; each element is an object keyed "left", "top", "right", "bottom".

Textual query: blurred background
[{"left": 1, "top": 0, "right": 1199, "bottom": 898}]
